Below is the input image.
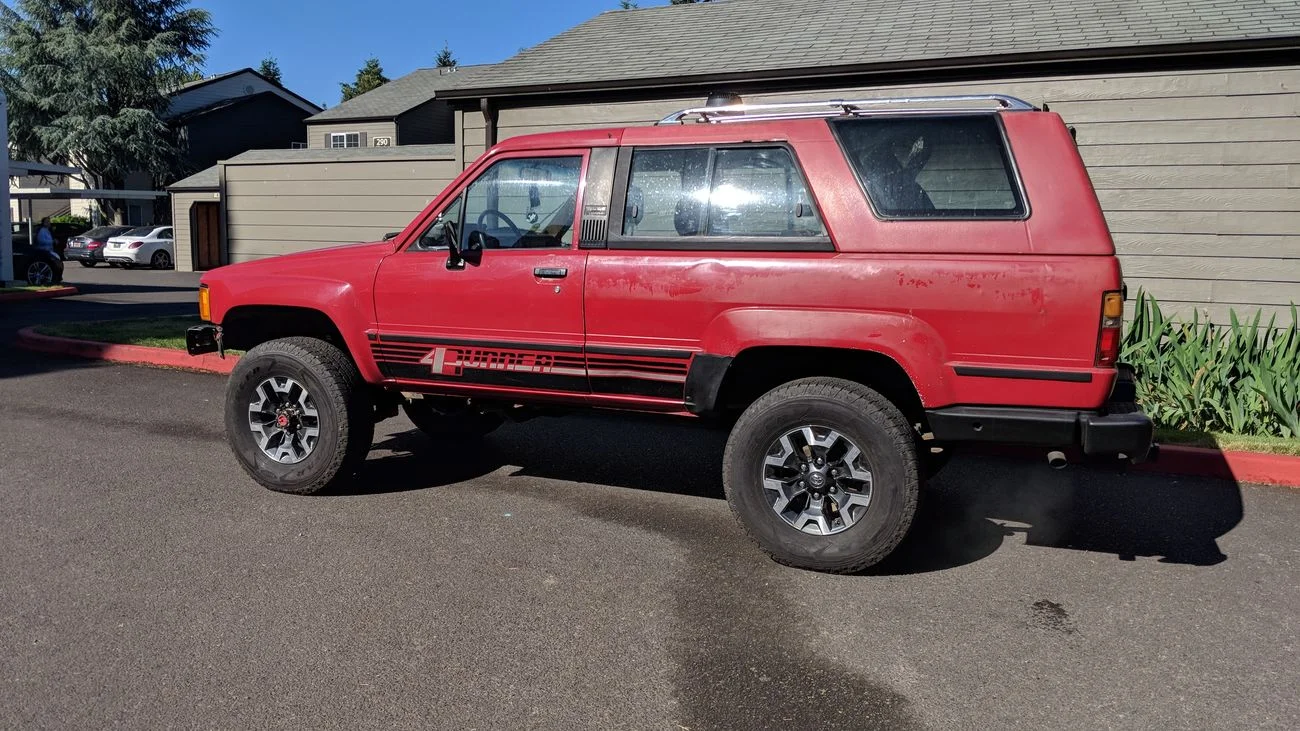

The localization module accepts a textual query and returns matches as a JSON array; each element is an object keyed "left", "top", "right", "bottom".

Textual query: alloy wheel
[
  {"left": 247, "top": 376, "right": 321, "bottom": 464},
  {"left": 762, "top": 425, "right": 873, "bottom": 536},
  {"left": 26, "top": 261, "right": 54, "bottom": 286}
]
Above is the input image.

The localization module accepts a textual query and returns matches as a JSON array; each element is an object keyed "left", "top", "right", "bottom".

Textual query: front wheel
[
  {"left": 402, "top": 396, "right": 503, "bottom": 440},
  {"left": 225, "top": 337, "right": 373, "bottom": 494},
  {"left": 723, "top": 377, "right": 919, "bottom": 574}
]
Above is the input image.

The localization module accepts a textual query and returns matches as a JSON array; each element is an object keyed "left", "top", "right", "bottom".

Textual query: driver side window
[
  {"left": 461, "top": 156, "right": 582, "bottom": 250},
  {"left": 414, "top": 195, "right": 464, "bottom": 250}
]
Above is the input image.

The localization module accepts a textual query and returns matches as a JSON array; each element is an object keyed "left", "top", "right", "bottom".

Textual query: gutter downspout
[{"left": 480, "top": 97, "right": 497, "bottom": 149}]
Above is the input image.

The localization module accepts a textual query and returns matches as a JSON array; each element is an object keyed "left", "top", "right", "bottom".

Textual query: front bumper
[
  {"left": 925, "top": 365, "right": 1154, "bottom": 463},
  {"left": 187, "top": 324, "right": 223, "bottom": 356}
]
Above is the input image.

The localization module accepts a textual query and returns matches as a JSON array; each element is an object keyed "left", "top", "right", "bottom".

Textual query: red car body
[{"left": 201, "top": 112, "right": 1129, "bottom": 416}]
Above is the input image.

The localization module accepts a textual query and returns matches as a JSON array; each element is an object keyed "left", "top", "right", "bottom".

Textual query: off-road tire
[
  {"left": 723, "top": 377, "right": 920, "bottom": 573},
  {"left": 225, "top": 337, "right": 373, "bottom": 494},
  {"left": 403, "top": 396, "right": 504, "bottom": 440}
]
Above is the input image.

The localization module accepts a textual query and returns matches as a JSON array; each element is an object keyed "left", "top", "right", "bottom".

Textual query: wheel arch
[{"left": 220, "top": 304, "right": 379, "bottom": 381}]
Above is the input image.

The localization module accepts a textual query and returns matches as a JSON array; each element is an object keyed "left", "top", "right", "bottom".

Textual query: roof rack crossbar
[{"left": 657, "top": 94, "right": 1037, "bottom": 125}]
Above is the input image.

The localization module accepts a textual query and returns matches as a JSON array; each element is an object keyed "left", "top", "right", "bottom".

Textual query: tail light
[
  {"left": 1096, "top": 291, "right": 1124, "bottom": 366},
  {"left": 129, "top": 241, "right": 144, "bottom": 249},
  {"left": 87, "top": 241, "right": 103, "bottom": 249}
]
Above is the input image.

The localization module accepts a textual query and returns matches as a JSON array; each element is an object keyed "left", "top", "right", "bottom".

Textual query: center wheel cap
[
  {"left": 807, "top": 471, "right": 827, "bottom": 489},
  {"left": 276, "top": 414, "right": 290, "bottom": 428}
]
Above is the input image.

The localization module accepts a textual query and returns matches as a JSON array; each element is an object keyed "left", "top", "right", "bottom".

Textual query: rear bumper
[
  {"left": 925, "top": 365, "right": 1154, "bottom": 462},
  {"left": 186, "top": 324, "right": 223, "bottom": 356}
]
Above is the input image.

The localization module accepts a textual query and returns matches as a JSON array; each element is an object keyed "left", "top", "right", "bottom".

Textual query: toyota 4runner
[{"left": 188, "top": 94, "right": 1154, "bottom": 573}]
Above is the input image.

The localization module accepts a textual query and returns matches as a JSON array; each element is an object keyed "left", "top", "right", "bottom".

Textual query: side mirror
[{"left": 446, "top": 229, "right": 488, "bottom": 269}]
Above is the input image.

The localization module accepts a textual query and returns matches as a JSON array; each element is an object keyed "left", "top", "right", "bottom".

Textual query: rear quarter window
[{"left": 830, "top": 115, "right": 1026, "bottom": 219}]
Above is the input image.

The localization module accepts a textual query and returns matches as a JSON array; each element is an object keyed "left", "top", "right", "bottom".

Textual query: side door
[{"left": 372, "top": 150, "right": 590, "bottom": 400}]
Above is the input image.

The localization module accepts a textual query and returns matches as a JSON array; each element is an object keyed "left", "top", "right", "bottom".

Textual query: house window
[
  {"left": 330, "top": 132, "right": 361, "bottom": 149},
  {"left": 291, "top": 141, "right": 308, "bottom": 149}
]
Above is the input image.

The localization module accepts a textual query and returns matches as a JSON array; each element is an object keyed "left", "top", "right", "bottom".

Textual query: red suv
[{"left": 189, "top": 94, "right": 1153, "bottom": 573}]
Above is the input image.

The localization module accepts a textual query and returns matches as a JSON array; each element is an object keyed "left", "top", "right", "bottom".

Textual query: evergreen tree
[
  {"left": 340, "top": 57, "right": 388, "bottom": 102},
  {"left": 257, "top": 55, "right": 282, "bottom": 85},
  {"left": 435, "top": 43, "right": 456, "bottom": 69},
  {"left": 0, "top": 0, "right": 215, "bottom": 221}
]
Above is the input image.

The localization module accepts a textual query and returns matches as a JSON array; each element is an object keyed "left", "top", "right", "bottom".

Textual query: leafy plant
[
  {"left": 1122, "top": 291, "right": 1299, "bottom": 438},
  {"left": 50, "top": 214, "right": 90, "bottom": 228}
]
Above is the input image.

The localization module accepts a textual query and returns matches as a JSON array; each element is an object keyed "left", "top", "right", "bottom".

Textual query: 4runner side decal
[{"left": 369, "top": 336, "right": 690, "bottom": 400}]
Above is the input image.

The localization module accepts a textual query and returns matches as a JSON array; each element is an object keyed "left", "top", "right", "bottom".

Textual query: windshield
[
  {"left": 85, "top": 226, "right": 124, "bottom": 238},
  {"left": 124, "top": 226, "right": 156, "bottom": 237}
]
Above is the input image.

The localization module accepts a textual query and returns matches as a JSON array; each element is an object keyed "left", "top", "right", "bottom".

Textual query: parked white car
[{"left": 104, "top": 226, "right": 174, "bottom": 269}]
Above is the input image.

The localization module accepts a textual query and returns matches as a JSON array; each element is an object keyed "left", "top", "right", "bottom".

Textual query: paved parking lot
[{"left": 1, "top": 271, "right": 1297, "bottom": 729}]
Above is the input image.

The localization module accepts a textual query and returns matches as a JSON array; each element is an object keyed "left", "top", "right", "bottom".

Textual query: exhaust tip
[{"left": 1047, "top": 450, "right": 1068, "bottom": 470}]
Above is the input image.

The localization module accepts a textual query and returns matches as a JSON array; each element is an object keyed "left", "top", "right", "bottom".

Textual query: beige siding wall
[
  {"left": 306, "top": 121, "right": 399, "bottom": 149},
  {"left": 222, "top": 156, "right": 459, "bottom": 263},
  {"left": 170, "top": 190, "right": 218, "bottom": 272},
  {"left": 480, "top": 65, "right": 1300, "bottom": 321}
]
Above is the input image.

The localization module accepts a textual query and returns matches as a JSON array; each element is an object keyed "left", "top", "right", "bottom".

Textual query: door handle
[{"left": 534, "top": 267, "right": 568, "bottom": 279}]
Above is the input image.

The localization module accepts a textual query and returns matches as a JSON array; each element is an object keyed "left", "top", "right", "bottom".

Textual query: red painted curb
[
  {"left": 16, "top": 326, "right": 238, "bottom": 375},
  {"left": 0, "top": 285, "right": 78, "bottom": 302},
  {"left": 1137, "top": 445, "right": 1300, "bottom": 488}
]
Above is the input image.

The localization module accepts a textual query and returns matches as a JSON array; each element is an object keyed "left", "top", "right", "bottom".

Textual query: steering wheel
[{"left": 475, "top": 209, "right": 523, "bottom": 242}]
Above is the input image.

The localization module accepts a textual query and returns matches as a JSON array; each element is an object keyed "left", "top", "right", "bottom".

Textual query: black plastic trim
[
  {"left": 953, "top": 365, "right": 1093, "bottom": 383},
  {"left": 926, "top": 403, "right": 1153, "bottom": 461},
  {"left": 684, "top": 354, "right": 733, "bottom": 414}
]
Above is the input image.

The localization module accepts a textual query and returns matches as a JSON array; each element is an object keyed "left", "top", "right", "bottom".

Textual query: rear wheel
[
  {"left": 225, "top": 337, "right": 373, "bottom": 494},
  {"left": 723, "top": 377, "right": 919, "bottom": 573},
  {"left": 151, "top": 250, "right": 172, "bottom": 269},
  {"left": 402, "top": 396, "right": 503, "bottom": 440},
  {"left": 79, "top": 260, "right": 97, "bottom": 268},
  {"left": 25, "top": 260, "right": 55, "bottom": 286}
]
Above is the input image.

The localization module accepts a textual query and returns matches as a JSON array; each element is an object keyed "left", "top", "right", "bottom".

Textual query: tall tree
[
  {"left": 435, "top": 43, "right": 456, "bottom": 69},
  {"left": 619, "top": 1, "right": 638, "bottom": 9},
  {"left": 340, "top": 57, "right": 388, "bottom": 102},
  {"left": 0, "top": 0, "right": 215, "bottom": 222},
  {"left": 257, "top": 55, "right": 282, "bottom": 85}
]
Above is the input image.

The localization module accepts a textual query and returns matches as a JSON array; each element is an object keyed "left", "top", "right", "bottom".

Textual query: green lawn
[
  {"left": 1155, "top": 427, "right": 1300, "bottom": 457},
  {"left": 37, "top": 315, "right": 201, "bottom": 351}
]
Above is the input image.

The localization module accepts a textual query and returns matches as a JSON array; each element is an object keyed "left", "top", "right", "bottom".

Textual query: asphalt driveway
[{"left": 1, "top": 273, "right": 1296, "bottom": 729}]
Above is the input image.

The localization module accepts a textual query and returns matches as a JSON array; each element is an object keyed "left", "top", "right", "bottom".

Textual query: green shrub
[
  {"left": 50, "top": 214, "right": 91, "bottom": 228},
  {"left": 1122, "top": 291, "right": 1299, "bottom": 438}
]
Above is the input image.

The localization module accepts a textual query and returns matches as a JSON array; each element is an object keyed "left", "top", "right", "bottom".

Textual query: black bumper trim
[
  {"left": 186, "top": 325, "right": 222, "bottom": 357},
  {"left": 926, "top": 402, "right": 1154, "bottom": 462}
]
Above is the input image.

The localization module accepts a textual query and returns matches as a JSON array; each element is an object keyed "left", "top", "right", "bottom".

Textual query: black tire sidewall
[
  {"left": 225, "top": 348, "right": 347, "bottom": 493},
  {"left": 726, "top": 392, "right": 914, "bottom": 569}
]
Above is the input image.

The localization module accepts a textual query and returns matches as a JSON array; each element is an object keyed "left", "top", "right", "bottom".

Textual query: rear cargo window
[{"left": 830, "top": 116, "right": 1026, "bottom": 219}]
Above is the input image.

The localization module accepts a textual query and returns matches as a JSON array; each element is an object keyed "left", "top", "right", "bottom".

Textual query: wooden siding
[
  {"left": 306, "top": 120, "right": 398, "bottom": 149},
  {"left": 474, "top": 65, "right": 1300, "bottom": 321},
  {"left": 221, "top": 156, "right": 459, "bottom": 263},
  {"left": 170, "top": 190, "right": 220, "bottom": 272}
]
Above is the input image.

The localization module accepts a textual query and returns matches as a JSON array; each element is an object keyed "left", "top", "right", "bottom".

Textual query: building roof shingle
[
  {"left": 307, "top": 64, "right": 493, "bottom": 123},
  {"left": 433, "top": 0, "right": 1300, "bottom": 97},
  {"left": 168, "top": 165, "right": 219, "bottom": 190}
]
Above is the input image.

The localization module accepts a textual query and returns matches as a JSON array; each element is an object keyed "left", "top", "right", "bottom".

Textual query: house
[
  {"left": 304, "top": 65, "right": 490, "bottom": 149},
  {"left": 172, "top": 0, "right": 1300, "bottom": 323},
  {"left": 11, "top": 68, "right": 320, "bottom": 226}
]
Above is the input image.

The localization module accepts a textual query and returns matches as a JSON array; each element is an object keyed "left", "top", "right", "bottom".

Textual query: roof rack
[{"left": 656, "top": 94, "right": 1037, "bottom": 125}]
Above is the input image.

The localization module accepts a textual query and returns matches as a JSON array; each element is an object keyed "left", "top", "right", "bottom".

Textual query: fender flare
[{"left": 698, "top": 308, "right": 954, "bottom": 406}]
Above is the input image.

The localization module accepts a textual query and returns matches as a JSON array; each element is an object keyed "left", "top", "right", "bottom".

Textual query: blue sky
[{"left": 200, "top": 0, "right": 663, "bottom": 108}]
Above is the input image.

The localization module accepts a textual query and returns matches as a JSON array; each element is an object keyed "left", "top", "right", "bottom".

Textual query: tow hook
[{"left": 1046, "top": 450, "right": 1068, "bottom": 470}]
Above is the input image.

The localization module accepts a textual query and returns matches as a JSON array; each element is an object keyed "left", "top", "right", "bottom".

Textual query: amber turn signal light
[{"left": 198, "top": 285, "right": 211, "bottom": 322}]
